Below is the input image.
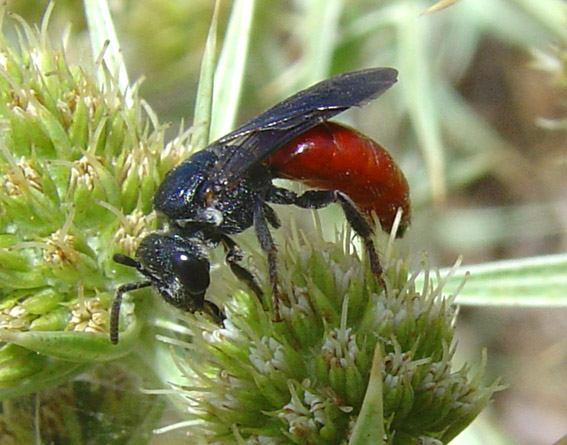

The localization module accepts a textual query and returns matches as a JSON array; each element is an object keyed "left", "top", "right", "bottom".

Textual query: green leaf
[
  {"left": 0, "top": 325, "right": 138, "bottom": 363},
  {"left": 424, "top": 254, "right": 567, "bottom": 306},
  {"left": 210, "top": 0, "right": 256, "bottom": 139},
  {"left": 192, "top": 0, "right": 220, "bottom": 150}
]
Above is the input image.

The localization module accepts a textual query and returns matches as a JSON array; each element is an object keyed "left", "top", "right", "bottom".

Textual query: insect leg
[
  {"left": 202, "top": 300, "right": 225, "bottom": 324},
  {"left": 267, "top": 187, "right": 384, "bottom": 281},
  {"left": 253, "top": 199, "right": 282, "bottom": 319},
  {"left": 333, "top": 191, "right": 383, "bottom": 279},
  {"left": 262, "top": 202, "right": 281, "bottom": 229},
  {"left": 220, "top": 235, "right": 263, "bottom": 297}
]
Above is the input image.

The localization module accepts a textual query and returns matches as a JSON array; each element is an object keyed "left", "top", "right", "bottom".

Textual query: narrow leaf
[
  {"left": 193, "top": 0, "right": 221, "bottom": 150},
  {"left": 421, "top": 254, "right": 567, "bottom": 306},
  {"left": 210, "top": 0, "right": 256, "bottom": 139}
]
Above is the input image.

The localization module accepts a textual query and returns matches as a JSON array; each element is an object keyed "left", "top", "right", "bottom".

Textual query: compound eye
[{"left": 172, "top": 253, "right": 210, "bottom": 296}]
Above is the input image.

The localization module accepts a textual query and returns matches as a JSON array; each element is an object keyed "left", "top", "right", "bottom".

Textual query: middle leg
[{"left": 220, "top": 234, "right": 263, "bottom": 298}]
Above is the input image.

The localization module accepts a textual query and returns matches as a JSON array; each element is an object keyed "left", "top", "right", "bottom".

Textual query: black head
[
  {"left": 110, "top": 232, "right": 222, "bottom": 344},
  {"left": 135, "top": 232, "right": 211, "bottom": 308}
]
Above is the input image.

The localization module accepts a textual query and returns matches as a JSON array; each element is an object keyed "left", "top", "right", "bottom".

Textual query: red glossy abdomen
[{"left": 266, "top": 122, "right": 411, "bottom": 236}]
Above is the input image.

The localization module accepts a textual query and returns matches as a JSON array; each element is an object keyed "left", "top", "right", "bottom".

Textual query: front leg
[
  {"left": 220, "top": 235, "right": 263, "bottom": 298},
  {"left": 267, "top": 187, "right": 384, "bottom": 280}
]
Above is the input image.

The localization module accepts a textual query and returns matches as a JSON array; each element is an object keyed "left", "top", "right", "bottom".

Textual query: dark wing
[{"left": 206, "top": 67, "right": 398, "bottom": 186}]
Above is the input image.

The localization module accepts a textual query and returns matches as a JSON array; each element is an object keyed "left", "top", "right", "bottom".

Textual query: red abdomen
[{"left": 266, "top": 122, "right": 411, "bottom": 236}]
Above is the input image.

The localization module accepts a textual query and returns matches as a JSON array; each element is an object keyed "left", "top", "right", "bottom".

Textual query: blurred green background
[{"left": 3, "top": 0, "right": 567, "bottom": 444}]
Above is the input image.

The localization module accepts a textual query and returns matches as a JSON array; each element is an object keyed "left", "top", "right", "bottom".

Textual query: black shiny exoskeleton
[{"left": 110, "top": 68, "right": 399, "bottom": 344}]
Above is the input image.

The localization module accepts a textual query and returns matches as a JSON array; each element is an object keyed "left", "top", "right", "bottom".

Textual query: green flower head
[{"left": 158, "top": 223, "right": 500, "bottom": 444}]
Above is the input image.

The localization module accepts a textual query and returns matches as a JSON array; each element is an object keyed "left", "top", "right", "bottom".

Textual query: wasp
[{"left": 110, "top": 68, "right": 410, "bottom": 344}]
